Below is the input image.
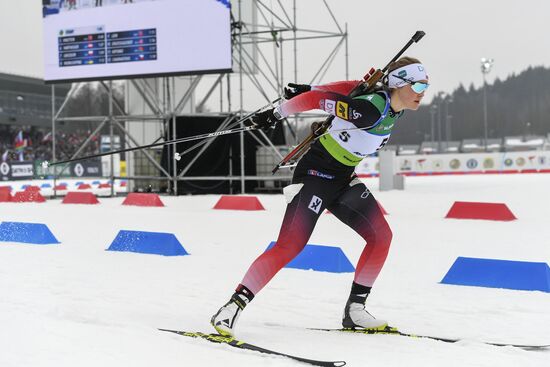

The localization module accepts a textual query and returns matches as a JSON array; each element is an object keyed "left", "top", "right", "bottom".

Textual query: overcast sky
[
  {"left": 320, "top": 0, "right": 550, "bottom": 94},
  {"left": 2, "top": 0, "right": 550, "bottom": 104}
]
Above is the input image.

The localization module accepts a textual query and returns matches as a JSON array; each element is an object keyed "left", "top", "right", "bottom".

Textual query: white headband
[{"left": 388, "top": 63, "right": 428, "bottom": 89}]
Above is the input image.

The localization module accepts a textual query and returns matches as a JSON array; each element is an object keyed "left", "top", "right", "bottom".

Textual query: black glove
[
  {"left": 250, "top": 108, "right": 281, "bottom": 132},
  {"left": 283, "top": 83, "right": 311, "bottom": 100}
]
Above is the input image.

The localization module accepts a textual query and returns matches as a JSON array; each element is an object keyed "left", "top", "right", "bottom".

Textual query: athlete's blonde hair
[{"left": 388, "top": 56, "right": 422, "bottom": 73}]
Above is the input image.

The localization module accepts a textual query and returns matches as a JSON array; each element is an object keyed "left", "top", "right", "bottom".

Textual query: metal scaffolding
[{"left": 49, "top": 0, "right": 349, "bottom": 195}]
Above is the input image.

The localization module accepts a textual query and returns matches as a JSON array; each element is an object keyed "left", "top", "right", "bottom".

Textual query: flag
[
  {"left": 1, "top": 150, "right": 8, "bottom": 162},
  {"left": 14, "top": 131, "right": 27, "bottom": 151}
]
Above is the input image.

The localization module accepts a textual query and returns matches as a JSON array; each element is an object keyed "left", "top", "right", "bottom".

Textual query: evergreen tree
[{"left": 391, "top": 66, "right": 550, "bottom": 144}]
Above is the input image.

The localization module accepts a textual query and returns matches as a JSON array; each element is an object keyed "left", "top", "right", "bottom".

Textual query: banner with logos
[
  {"left": 34, "top": 159, "right": 103, "bottom": 178},
  {"left": 0, "top": 161, "right": 34, "bottom": 181},
  {"left": 355, "top": 151, "right": 550, "bottom": 176}
]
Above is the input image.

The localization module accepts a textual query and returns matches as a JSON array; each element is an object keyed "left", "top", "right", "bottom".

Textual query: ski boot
[{"left": 211, "top": 286, "right": 253, "bottom": 337}]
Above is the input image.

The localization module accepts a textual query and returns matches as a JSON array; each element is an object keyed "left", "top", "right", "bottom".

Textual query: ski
[
  {"left": 158, "top": 329, "right": 346, "bottom": 367},
  {"left": 308, "top": 326, "right": 550, "bottom": 350}
]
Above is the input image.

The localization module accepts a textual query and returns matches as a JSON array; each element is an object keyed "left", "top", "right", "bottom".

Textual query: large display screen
[{"left": 43, "top": 0, "right": 232, "bottom": 83}]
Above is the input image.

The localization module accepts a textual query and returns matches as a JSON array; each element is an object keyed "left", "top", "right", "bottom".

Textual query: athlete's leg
[
  {"left": 239, "top": 179, "right": 330, "bottom": 295},
  {"left": 329, "top": 179, "right": 392, "bottom": 288},
  {"left": 211, "top": 177, "right": 335, "bottom": 336},
  {"left": 328, "top": 178, "right": 392, "bottom": 329}
]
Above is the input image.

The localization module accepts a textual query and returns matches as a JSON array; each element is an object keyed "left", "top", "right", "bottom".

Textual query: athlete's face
[
  {"left": 403, "top": 79, "right": 428, "bottom": 110},
  {"left": 393, "top": 79, "right": 428, "bottom": 111}
]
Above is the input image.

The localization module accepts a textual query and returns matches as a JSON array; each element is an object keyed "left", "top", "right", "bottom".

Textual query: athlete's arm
[
  {"left": 275, "top": 90, "right": 382, "bottom": 129},
  {"left": 311, "top": 80, "right": 362, "bottom": 95}
]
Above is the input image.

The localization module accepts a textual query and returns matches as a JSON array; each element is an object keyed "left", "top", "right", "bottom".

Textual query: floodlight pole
[
  {"left": 437, "top": 94, "right": 442, "bottom": 154},
  {"left": 483, "top": 72, "right": 488, "bottom": 150},
  {"left": 429, "top": 104, "right": 437, "bottom": 151},
  {"left": 481, "top": 58, "right": 493, "bottom": 151},
  {"left": 445, "top": 94, "right": 453, "bottom": 143}
]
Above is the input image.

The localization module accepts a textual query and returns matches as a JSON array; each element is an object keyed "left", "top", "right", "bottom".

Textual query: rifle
[{"left": 272, "top": 30, "right": 426, "bottom": 174}]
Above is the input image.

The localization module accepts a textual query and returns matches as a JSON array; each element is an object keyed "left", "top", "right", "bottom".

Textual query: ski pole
[
  {"left": 42, "top": 99, "right": 281, "bottom": 168},
  {"left": 42, "top": 124, "right": 256, "bottom": 168},
  {"left": 171, "top": 98, "right": 282, "bottom": 160}
]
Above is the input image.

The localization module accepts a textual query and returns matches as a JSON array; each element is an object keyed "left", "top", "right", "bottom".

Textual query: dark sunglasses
[{"left": 392, "top": 74, "right": 429, "bottom": 94}]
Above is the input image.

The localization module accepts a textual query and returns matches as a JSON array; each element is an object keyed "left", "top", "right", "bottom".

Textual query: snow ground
[{"left": 1, "top": 174, "right": 549, "bottom": 367}]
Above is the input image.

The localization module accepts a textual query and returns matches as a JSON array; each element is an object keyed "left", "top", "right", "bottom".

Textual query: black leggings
[{"left": 239, "top": 168, "right": 392, "bottom": 295}]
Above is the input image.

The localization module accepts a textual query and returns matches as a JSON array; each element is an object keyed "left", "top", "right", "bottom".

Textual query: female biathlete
[{"left": 212, "top": 56, "right": 429, "bottom": 336}]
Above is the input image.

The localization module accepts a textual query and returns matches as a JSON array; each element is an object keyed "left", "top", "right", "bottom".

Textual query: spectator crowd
[{"left": 0, "top": 125, "right": 99, "bottom": 163}]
